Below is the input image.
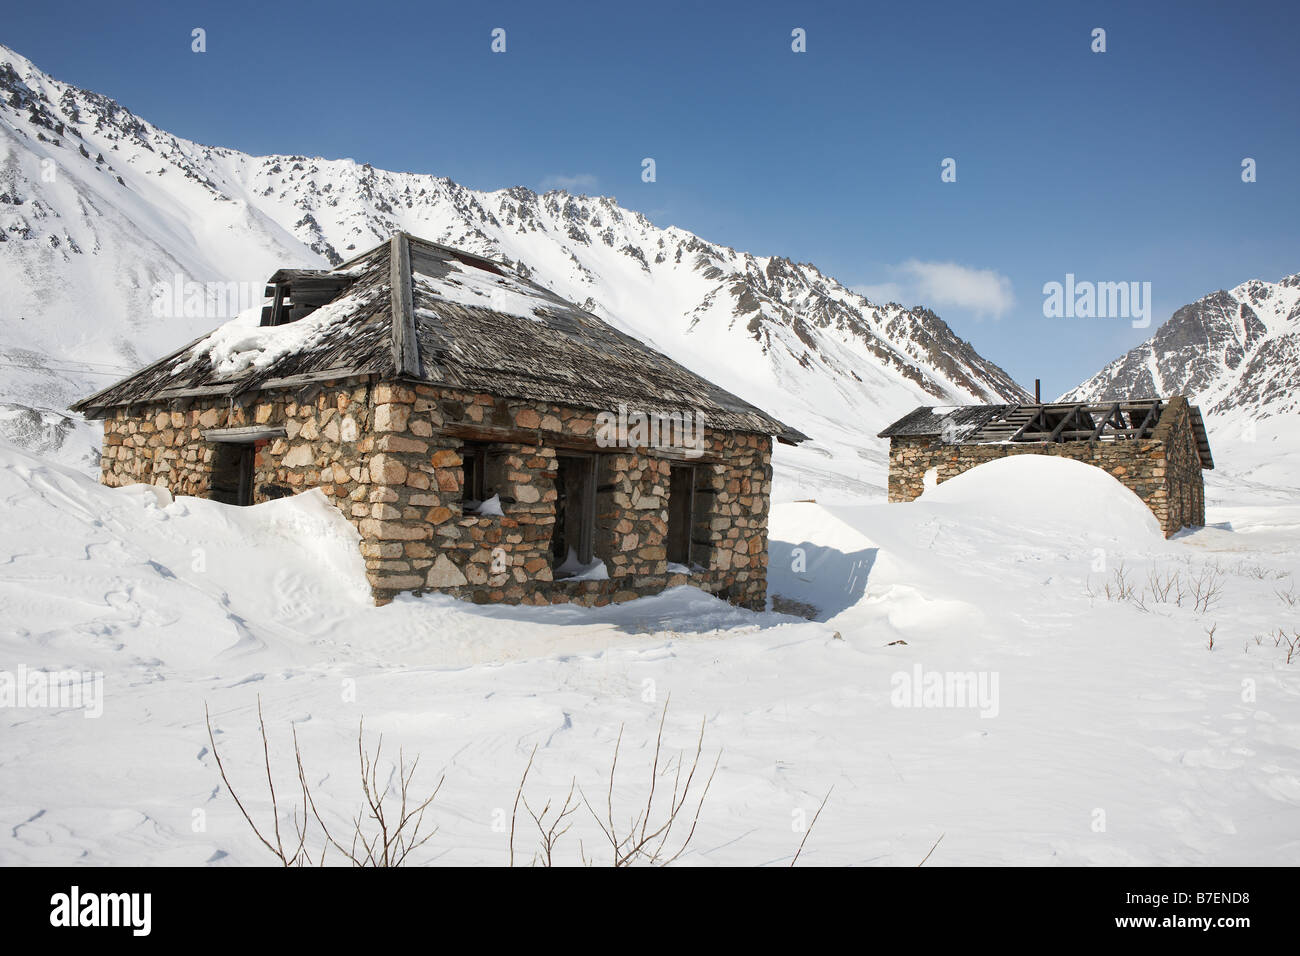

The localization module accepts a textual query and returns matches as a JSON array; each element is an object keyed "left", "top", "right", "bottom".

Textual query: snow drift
[
  {"left": 2, "top": 437, "right": 1299, "bottom": 865},
  {"left": 921, "top": 455, "right": 1163, "bottom": 541}
]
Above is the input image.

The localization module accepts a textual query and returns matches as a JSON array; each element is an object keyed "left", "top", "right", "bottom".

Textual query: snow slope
[
  {"left": 0, "top": 42, "right": 1026, "bottom": 500},
  {"left": 2, "top": 441, "right": 1296, "bottom": 866}
]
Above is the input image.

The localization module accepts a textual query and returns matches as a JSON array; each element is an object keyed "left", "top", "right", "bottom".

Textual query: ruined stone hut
[
  {"left": 72, "top": 233, "right": 807, "bottom": 609},
  {"left": 878, "top": 397, "right": 1213, "bottom": 535}
]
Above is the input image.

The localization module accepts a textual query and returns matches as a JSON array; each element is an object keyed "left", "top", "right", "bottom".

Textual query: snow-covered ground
[{"left": 0, "top": 442, "right": 1297, "bottom": 866}]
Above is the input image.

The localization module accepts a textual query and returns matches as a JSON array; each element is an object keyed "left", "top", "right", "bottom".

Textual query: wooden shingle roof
[{"left": 72, "top": 234, "right": 807, "bottom": 443}]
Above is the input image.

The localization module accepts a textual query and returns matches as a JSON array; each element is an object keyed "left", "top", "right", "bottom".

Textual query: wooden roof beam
[
  {"left": 389, "top": 233, "right": 420, "bottom": 378},
  {"left": 1090, "top": 401, "right": 1121, "bottom": 440}
]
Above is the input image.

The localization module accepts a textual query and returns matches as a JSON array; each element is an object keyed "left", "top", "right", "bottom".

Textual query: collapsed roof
[
  {"left": 878, "top": 399, "right": 1213, "bottom": 469},
  {"left": 72, "top": 233, "right": 808, "bottom": 443}
]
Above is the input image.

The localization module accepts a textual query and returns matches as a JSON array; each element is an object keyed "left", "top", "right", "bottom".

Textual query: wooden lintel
[
  {"left": 155, "top": 383, "right": 241, "bottom": 400},
  {"left": 646, "top": 447, "right": 725, "bottom": 465},
  {"left": 260, "top": 369, "right": 369, "bottom": 390},
  {"left": 437, "top": 422, "right": 725, "bottom": 462},
  {"left": 202, "top": 425, "right": 286, "bottom": 443},
  {"left": 439, "top": 422, "right": 546, "bottom": 447}
]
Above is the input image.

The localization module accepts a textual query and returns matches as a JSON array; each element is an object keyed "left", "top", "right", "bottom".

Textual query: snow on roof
[
  {"left": 413, "top": 259, "right": 556, "bottom": 324},
  {"left": 71, "top": 233, "right": 807, "bottom": 442},
  {"left": 186, "top": 287, "right": 380, "bottom": 378},
  {"left": 877, "top": 404, "right": 1010, "bottom": 440}
]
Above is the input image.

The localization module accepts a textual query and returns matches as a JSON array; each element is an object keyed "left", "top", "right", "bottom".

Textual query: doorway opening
[
  {"left": 667, "top": 464, "right": 696, "bottom": 567},
  {"left": 210, "top": 442, "right": 254, "bottom": 506},
  {"left": 552, "top": 453, "right": 597, "bottom": 575}
]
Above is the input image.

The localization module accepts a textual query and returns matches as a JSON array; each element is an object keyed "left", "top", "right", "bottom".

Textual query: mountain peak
[
  {"left": 0, "top": 41, "right": 1025, "bottom": 499},
  {"left": 1064, "top": 271, "right": 1300, "bottom": 420}
]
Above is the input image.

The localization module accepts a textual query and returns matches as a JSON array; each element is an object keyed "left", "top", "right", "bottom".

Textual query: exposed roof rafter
[{"left": 878, "top": 398, "right": 1213, "bottom": 469}]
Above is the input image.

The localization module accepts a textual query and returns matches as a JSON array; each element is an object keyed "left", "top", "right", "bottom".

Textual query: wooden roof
[
  {"left": 878, "top": 398, "right": 1213, "bottom": 469},
  {"left": 72, "top": 234, "right": 807, "bottom": 443}
]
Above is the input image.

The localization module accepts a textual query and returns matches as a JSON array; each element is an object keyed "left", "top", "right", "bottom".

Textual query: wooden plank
[
  {"left": 1055, "top": 428, "right": 1142, "bottom": 439},
  {"left": 202, "top": 425, "right": 286, "bottom": 443},
  {"left": 261, "top": 283, "right": 286, "bottom": 328},
  {"left": 389, "top": 233, "right": 421, "bottom": 378},
  {"left": 439, "top": 422, "right": 726, "bottom": 463},
  {"left": 155, "top": 383, "right": 241, "bottom": 399},
  {"left": 259, "top": 368, "right": 370, "bottom": 390},
  {"left": 439, "top": 421, "right": 569, "bottom": 451},
  {"left": 646, "top": 447, "right": 725, "bottom": 465}
]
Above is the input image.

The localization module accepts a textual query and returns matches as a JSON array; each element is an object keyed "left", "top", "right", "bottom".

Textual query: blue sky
[{"left": 5, "top": 0, "right": 1297, "bottom": 395}]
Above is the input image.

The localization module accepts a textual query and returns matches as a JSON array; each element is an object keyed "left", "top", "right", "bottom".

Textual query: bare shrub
[
  {"left": 1087, "top": 562, "right": 1140, "bottom": 605},
  {"left": 205, "top": 699, "right": 443, "bottom": 866},
  {"left": 1088, "top": 561, "right": 1222, "bottom": 615},
  {"left": 918, "top": 832, "right": 945, "bottom": 867},
  {"left": 1273, "top": 629, "right": 1299, "bottom": 664},
  {"left": 1107, "top": 562, "right": 1138, "bottom": 603},
  {"left": 1233, "top": 561, "right": 1288, "bottom": 581},
  {"left": 509, "top": 701, "right": 831, "bottom": 866},
  {"left": 1146, "top": 568, "right": 1185, "bottom": 605},
  {"left": 510, "top": 745, "right": 582, "bottom": 867},
  {"left": 210, "top": 699, "right": 831, "bottom": 867},
  {"left": 791, "top": 787, "right": 832, "bottom": 866},
  {"left": 1189, "top": 566, "right": 1224, "bottom": 613},
  {"left": 580, "top": 700, "right": 720, "bottom": 866}
]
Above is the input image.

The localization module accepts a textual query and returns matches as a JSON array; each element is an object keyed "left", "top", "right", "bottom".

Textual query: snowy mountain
[
  {"left": 1062, "top": 274, "right": 1300, "bottom": 488},
  {"left": 1064, "top": 274, "right": 1300, "bottom": 419},
  {"left": 0, "top": 42, "right": 1027, "bottom": 500}
]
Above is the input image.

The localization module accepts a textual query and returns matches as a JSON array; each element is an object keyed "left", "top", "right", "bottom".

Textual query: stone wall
[
  {"left": 1150, "top": 398, "right": 1206, "bottom": 533},
  {"left": 96, "top": 377, "right": 773, "bottom": 609},
  {"left": 101, "top": 379, "right": 374, "bottom": 508},
  {"left": 885, "top": 397, "right": 1207, "bottom": 536}
]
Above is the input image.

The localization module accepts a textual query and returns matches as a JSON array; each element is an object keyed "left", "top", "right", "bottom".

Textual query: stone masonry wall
[
  {"left": 96, "top": 378, "right": 774, "bottom": 610},
  {"left": 367, "top": 385, "right": 772, "bottom": 609},
  {"left": 100, "top": 379, "right": 375, "bottom": 505},
  {"left": 1151, "top": 398, "right": 1206, "bottom": 533},
  {"left": 885, "top": 397, "right": 1206, "bottom": 536}
]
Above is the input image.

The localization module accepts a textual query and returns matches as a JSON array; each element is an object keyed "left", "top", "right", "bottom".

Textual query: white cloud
[
  {"left": 899, "top": 260, "right": 1015, "bottom": 317},
  {"left": 853, "top": 260, "right": 1016, "bottom": 318},
  {"left": 540, "top": 173, "right": 599, "bottom": 192}
]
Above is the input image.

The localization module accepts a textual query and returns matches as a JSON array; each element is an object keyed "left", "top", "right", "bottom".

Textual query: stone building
[
  {"left": 71, "top": 233, "right": 806, "bottom": 609},
  {"left": 878, "top": 397, "right": 1213, "bottom": 535}
]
